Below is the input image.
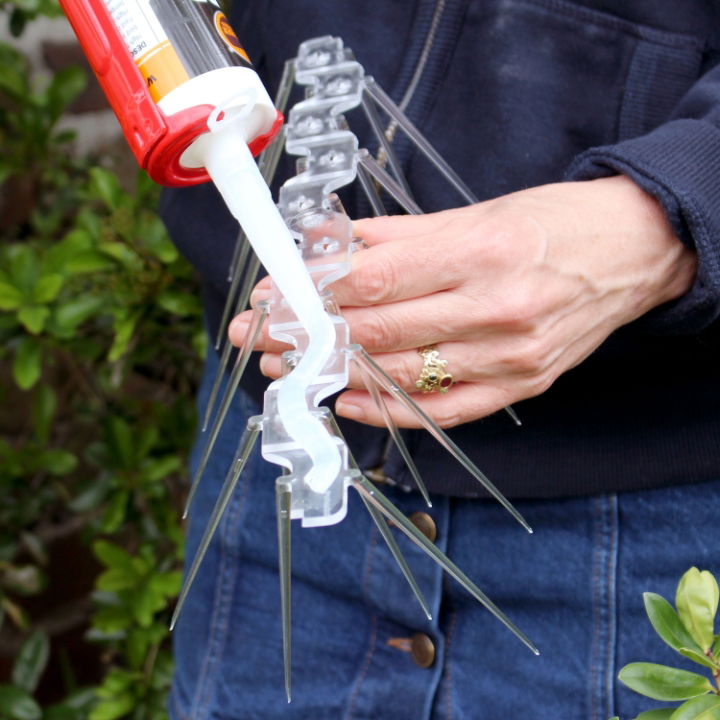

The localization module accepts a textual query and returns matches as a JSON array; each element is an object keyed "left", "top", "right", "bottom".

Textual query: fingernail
[
  {"left": 335, "top": 400, "right": 365, "bottom": 421},
  {"left": 259, "top": 353, "right": 281, "bottom": 377},
  {"left": 250, "top": 288, "right": 272, "bottom": 308}
]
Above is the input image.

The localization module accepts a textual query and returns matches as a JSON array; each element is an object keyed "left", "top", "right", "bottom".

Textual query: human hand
[{"left": 229, "top": 175, "right": 696, "bottom": 428}]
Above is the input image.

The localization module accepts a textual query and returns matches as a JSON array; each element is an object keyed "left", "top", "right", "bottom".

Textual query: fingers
[
  {"left": 334, "top": 383, "right": 516, "bottom": 429},
  {"left": 352, "top": 208, "right": 474, "bottom": 245}
]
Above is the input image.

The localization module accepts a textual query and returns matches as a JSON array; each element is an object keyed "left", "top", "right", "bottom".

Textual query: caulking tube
[
  {"left": 60, "top": 0, "right": 342, "bottom": 492},
  {"left": 58, "top": 0, "right": 283, "bottom": 184}
]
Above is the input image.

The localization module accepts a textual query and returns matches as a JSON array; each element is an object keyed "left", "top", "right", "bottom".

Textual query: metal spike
[
  {"left": 355, "top": 361, "right": 432, "bottom": 508},
  {"left": 360, "top": 94, "right": 414, "bottom": 200},
  {"left": 215, "top": 234, "right": 251, "bottom": 350},
  {"left": 320, "top": 411, "right": 432, "bottom": 619},
  {"left": 363, "top": 78, "right": 479, "bottom": 205},
  {"left": 356, "top": 164, "right": 387, "bottom": 217},
  {"left": 202, "top": 252, "right": 264, "bottom": 432},
  {"left": 352, "top": 475, "right": 538, "bottom": 655},
  {"left": 171, "top": 418, "right": 262, "bottom": 630},
  {"left": 356, "top": 150, "right": 423, "bottom": 215},
  {"left": 348, "top": 346, "right": 532, "bottom": 534},
  {"left": 276, "top": 478, "right": 293, "bottom": 703},
  {"left": 185, "top": 302, "right": 269, "bottom": 518}
]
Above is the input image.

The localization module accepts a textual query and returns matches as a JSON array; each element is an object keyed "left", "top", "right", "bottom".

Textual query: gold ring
[{"left": 415, "top": 345, "right": 453, "bottom": 393}]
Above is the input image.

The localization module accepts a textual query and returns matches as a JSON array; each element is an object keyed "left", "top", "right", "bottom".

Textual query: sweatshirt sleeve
[{"left": 565, "top": 61, "right": 720, "bottom": 334}]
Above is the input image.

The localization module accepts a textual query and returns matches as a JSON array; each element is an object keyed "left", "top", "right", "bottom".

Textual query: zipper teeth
[{"left": 385, "top": 0, "right": 446, "bottom": 144}]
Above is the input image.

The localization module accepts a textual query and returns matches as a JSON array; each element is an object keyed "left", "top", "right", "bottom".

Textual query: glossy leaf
[
  {"left": 108, "top": 312, "right": 139, "bottom": 362},
  {"left": 619, "top": 663, "right": 713, "bottom": 701},
  {"left": 157, "top": 290, "right": 200, "bottom": 317},
  {"left": 632, "top": 710, "right": 675, "bottom": 720},
  {"left": 38, "top": 449, "right": 77, "bottom": 475},
  {"left": 645, "top": 593, "right": 702, "bottom": 654},
  {"left": 88, "top": 693, "right": 135, "bottom": 720},
  {"left": 89, "top": 167, "right": 124, "bottom": 211},
  {"left": 17, "top": 306, "right": 49, "bottom": 334},
  {"left": 54, "top": 295, "right": 105, "bottom": 332},
  {"left": 679, "top": 648, "right": 720, "bottom": 670},
  {"left": 676, "top": 568, "right": 719, "bottom": 652},
  {"left": 0, "top": 685, "right": 42, "bottom": 720},
  {"left": 670, "top": 694, "right": 720, "bottom": 720},
  {"left": 33, "top": 274, "right": 63, "bottom": 303},
  {"left": 45, "top": 66, "right": 86, "bottom": 121},
  {"left": 13, "top": 337, "right": 41, "bottom": 390},
  {"left": 93, "top": 541, "right": 136, "bottom": 574},
  {"left": 65, "top": 251, "right": 115, "bottom": 274},
  {"left": 11, "top": 630, "right": 49, "bottom": 692},
  {"left": 0, "top": 281, "right": 23, "bottom": 310}
]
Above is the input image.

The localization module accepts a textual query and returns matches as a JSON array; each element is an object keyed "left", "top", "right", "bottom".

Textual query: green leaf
[
  {"left": 31, "top": 384, "right": 56, "bottom": 444},
  {"left": 618, "top": 663, "right": 714, "bottom": 701},
  {"left": 0, "top": 281, "right": 23, "bottom": 310},
  {"left": 96, "top": 568, "right": 138, "bottom": 592},
  {"left": 98, "top": 242, "right": 142, "bottom": 272},
  {"left": 65, "top": 251, "right": 116, "bottom": 274},
  {"left": 101, "top": 490, "right": 128, "bottom": 533},
  {"left": 33, "top": 274, "right": 63, "bottom": 303},
  {"left": 107, "top": 417, "right": 134, "bottom": 469},
  {"left": 645, "top": 593, "right": 703, "bottom": 654},
  {"left": 677, "top": 568, "right": 719, "bottom": 652},
  {"left": 0, "top": 685, "right": 41, "bottom": 720},
  {"left": 140, "top": 456, "right": 181, "bottom": 484},
  {"left": 68, "top": 477, "right": 111, "bottom": 513},
  {"left": 148, "top": 571, "right": 181, "bottom": 598},
  {"left": 37, "top": 449, "right": 77, "bottom": 476},
  {"left": 108, "top": 312, "right": 139, "bottom": 362},
  {"left": 0, "top": 47, "right": 26, "bottom": 98},
  {"left": 157, "top": 290, "right": 200, "bottom": 316},
  {"left": 54, "top": 296, "right": 105, "bottom": 332},
  {"left": 671, "top": 694, "right": 720, "bottom": 720},
  {"left": 17, "top": 305, "right": 49, "bottom": 335},
  {"left": 125, "top": 627, "right": 154, "bottom": 671},
  {"left": 140, "top": 215, "right": 177, "bottom": 263},
  {"left": 88, "top": 693, "right": 135, "bottom": 720},
  {"left": 131, "top": 584, "right": 164, "bottom": 627},
  {"left": 9, "top": 246, "right": 38, "bottom": 295},
  {"left": 13, "top": 337, "right": 42, "bottom": 390},
  {"left": 11, "top": 630, "right": 49, "bottom": 692},
  {"left": 679, "top": 647, "right": 720, "bottom": 670},
  {"left": 45, "top": 66, "right": 86, "bottom": 120},
  {"left": 633, "top": 710, "right": 675, "bottom": 720},
  {"left": 88, "top": 167, "right": 124, "bottom": 211},
  {"left": 93, "top": 541, "right": 136, "bottom": 574}
]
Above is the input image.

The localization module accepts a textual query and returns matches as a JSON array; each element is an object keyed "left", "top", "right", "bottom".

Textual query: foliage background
[{"left": 0, "top": 1, "right": 203, "bottom": 717}]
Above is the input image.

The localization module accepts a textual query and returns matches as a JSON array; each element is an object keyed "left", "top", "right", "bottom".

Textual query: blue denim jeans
[{"left": 170, "top": 355, "right": 720, "bottom": 720}]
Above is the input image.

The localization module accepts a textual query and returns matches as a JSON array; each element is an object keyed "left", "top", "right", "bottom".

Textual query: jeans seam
[
  {"left": 345, "top": 614, "right": 379, "bottom": 720},
  {"left": 441, "top": 608, "right": 458, "bottom": 720},
  {"left": 606, "top": 494, "right": 619, "bottom": 719},
  {"left": 589, "top": 494, "right": 619, "bottom": 720},
  {"left": 188, "top": 454, "right": 252, "bottom": 719}
]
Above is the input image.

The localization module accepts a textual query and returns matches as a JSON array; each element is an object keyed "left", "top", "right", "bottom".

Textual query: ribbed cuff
[{"left": 565, "top": 118, "right": 720, "bottom": 333}]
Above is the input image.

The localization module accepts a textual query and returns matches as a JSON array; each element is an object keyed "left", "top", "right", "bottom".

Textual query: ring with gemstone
[{"left": 415, "top": 345, "right": 453, "bottom": 393}]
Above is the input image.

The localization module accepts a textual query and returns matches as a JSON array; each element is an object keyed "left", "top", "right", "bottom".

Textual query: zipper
[
  {"left": 377, "top": 0, "right": 446, "bottom": 166},
  {"left": 367, "top": 0, "right": 447, "bottom": 487}
]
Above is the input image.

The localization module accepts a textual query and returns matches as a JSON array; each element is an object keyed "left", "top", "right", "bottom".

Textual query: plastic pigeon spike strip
[{"left": 176, "top": 35, "right": 538, "bottom": 701}]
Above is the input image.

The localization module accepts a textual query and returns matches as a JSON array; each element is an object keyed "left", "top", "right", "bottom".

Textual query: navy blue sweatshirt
[{"left": 161, "top": 0, "right": 720, "bottom": 498}]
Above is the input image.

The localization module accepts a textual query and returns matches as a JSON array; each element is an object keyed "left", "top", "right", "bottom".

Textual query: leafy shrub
[
  {"left": 612, "top": 568, "right": 720, "bottom": 720},
  {"left": 0, "top": 5, "right": 203, "bottom": 719}
]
